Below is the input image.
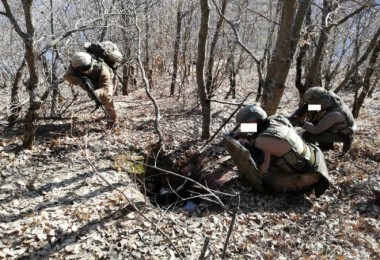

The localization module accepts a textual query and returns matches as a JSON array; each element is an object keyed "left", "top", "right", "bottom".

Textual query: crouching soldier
[
  {"left": 225, "top": 104, "right": 330, "bottom": 197},
  {"left": 64, "top": 52, "right": 118, "bottom": 128},
  {"left": 289, "top": 87, "right": 356, "bottom": 154}
]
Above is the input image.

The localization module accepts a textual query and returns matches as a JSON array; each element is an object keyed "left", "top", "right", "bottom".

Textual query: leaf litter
[{"left": 0, "top": 85, "right": 379, "bottom": 259}]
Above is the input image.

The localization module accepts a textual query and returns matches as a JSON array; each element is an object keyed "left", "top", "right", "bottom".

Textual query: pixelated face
[
  {"left": 240, "top": 123, "right": 257, "bottom": 133},
  {"left": 307, "top": 104, "right": 321, "bottom": 111}
]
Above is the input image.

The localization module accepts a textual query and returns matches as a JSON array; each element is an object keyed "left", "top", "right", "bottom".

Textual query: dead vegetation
[{"left": 0, "top": 83, "right": 379, "bottom": 259}]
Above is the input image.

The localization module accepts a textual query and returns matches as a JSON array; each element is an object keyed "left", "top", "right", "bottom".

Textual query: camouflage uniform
[
  {"left": 64, "top": 59, "right": 117, "bottom": 123},
  {"left": 259, "top": 115, "right": 330, "bottom": 197},
  {"left": 301, "top": 87, "right": 355, "bottom": 153},
  {"left": 226, "top": 105, "right": 330, "bottom": 197}
]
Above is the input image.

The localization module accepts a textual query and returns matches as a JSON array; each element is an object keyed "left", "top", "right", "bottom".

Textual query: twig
[
  {"left": 199, "top": 236, "right": 210, "bottom": 260},
  {"left": 125, "top": 155, "right": 226, "bottom": 208},
  {"left": 222, "top": 192, "right": 240, "bottom": 259},
  {"left": 81, "top": 143, "right": 184, "bottom": 260},
  {"left": 133, "top": 3, "right": 164, "bottom": 150},
  {"left": 199, "top": 92, "right": 254, "bottom": 152},
  {"left": 209, "top": 99, "right": 249, "bottom": 106},
  {"left": 1, "top": 116, "right": 79, "bottom": 123}
]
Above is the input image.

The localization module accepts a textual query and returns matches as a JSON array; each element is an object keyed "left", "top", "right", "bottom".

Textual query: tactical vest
[
  {"left": 258, "top": 115, "right": 316, "bottom": 174},
  {"left": 87, "top": 60, "right": 114, "bottom": 90},
  {"left": 310, "top": 92, "right": 355, "bottom": 135}
]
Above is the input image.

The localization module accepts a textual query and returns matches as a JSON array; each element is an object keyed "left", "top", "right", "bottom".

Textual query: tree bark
[
  {"left": 352, "top": 38, "right": 380, "bottom": 118},
  {"left": 263, "top": 0, "right": 311, "bottom": 115},
  {"left": 170, "top": 1, "right": 183, "bottom": 96},
  {"left": 205, "top": 0, "right": 227, "bottom": 96},
  {"left": 7, "top": 59, "right": 27, "bottom": 127},
  {"left": 334, "top": 26, "right": 380, "bottom": 93},
  {"left": 1, "top": 0, "right": 41, "bottom": 149},
  {"left": 197, "top": 0, "right": 211, "bottom": 139},
  {"left": 304, "top": 0, "right": 335, "bottom": 89}
]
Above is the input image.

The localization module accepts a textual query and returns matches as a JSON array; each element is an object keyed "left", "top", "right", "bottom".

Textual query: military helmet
[
  {"left": 303, "top": 87, "right": 329, "bottom": 104},
  {"left": 71, "top": 52, "right": 92, "bottom": 69},
  {"left": 236, "top": 104, "right": 267, "bottom": 123}
]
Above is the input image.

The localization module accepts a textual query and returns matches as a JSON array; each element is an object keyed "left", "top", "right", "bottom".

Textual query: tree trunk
[
  {"left": 144, "top": 0, "right": 152, "bottom": 89},
  {"left": 295, "top": 6, "right": 311, "bottom": 97},
  {"left": 260, "top": 0, "right": 280, "bottom": 102},
  {"left": 180, "top": 8, "right": 194, "bottom": 87},
  {"left": 122, "top": 63, "right": 136, "bottom": 95},
  {"left": 304, "top": 0, "right": 335, "bottom": 89},
  {"left": 7, "top": 59, "right": 27, "bottom": 127},
  {"left": 225, "top": 37, "right": 237, "bottom": 99},
  {"left": 2, "top": 0, "right": 42, "bottom": 149},
  {"left": 170, "top": 1, "right": 183, "bottom": 96},
  {"left": 197, "top": 0, "right": 211, "bottom": 139},
  {"left": 334, "top": 26, "right": 380, "bottom": 93},
  {"left": 22, "top": 1, "right": 41, "bottom": 149},
  {"left": 352, "top": 38, "right": 380, "bottom": 118},
  {"left": 263, "top": 0, "right": 311, "bottom": 115},
  {"left": 205, "top": 0, "right": 227, "bottom": 96}
]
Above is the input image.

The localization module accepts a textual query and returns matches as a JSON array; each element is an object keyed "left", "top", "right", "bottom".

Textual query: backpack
[{"left": 84, "top": 41, "right": 123, "bottom": 70}]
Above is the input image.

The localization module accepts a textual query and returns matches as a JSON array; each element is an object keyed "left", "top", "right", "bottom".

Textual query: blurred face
[{"left": 78, "top": 64, "right": 93, "bottom": 75}]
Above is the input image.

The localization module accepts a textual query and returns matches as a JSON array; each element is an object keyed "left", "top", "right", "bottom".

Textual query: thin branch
[
  {"left": 211, "top": 0, "right": 260, "bottom": 64},
  {"left": 82, "top": 144, "right": 184, "bottom": 260},
  {"left": 132, "top": 2, "right": 164, "bottom": 149},
  {"left": 199, "top": 237, "right": 210, "bottom": 260},
  {"left": 247, "top": 7, "right": 279, "bottom": 25},
  {"left": 124, "top": 155, "right": 226, "bottom": 208},
  {"left": 0, "top": 0, "right": 27, "bottom": 38},
  {"left": 326, "top": 2, "right": 372, "bottom": 31},
  {"left": 334, "top": 26, "right": 380, "bottom": 93},
  {"left": 199, "top": 92, "right": 254, "bottom": 152},
  {"left": 222, "top": 192, "right": 240, "bottom": 259},
  {"left": 209, "top": 99, "right": 249, "bottom": 106}
]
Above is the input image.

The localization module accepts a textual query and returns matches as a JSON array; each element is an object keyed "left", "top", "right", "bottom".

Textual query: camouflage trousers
[
  {"left": 265, "top": 144, "right": 330, "bottom": 197},
  {"left": 302, "top": 131, "right": 353, "bottom": 154},
  {"left": 94, "top": 87, "right": 117, "bottom": 122},
  {"left": 224, "top": 136, "right": 330, "bottom": 197}
]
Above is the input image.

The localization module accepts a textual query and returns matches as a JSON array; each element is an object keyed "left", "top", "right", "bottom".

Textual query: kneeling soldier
[
  {"left": 289, "top": 87, "right": 356, "bottom": 154},
  {"left": 225, "top": 104, "right": 330, "bottom": 197}
]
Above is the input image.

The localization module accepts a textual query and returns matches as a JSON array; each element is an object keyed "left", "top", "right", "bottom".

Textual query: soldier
[
  {"left": 226, "top": 104, "right": 330, "bottom": 197},
  {"left": 289, "top": 87, "right": 356, "bottom": 154},
  {"left": 64, "top": 52, "right": 118, "bottom": 128}
]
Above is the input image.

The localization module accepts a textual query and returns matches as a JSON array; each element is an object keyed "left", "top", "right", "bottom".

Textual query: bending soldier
[
  {"left": 290, "top": 87, "right": 356, "bottom": 154},
  {"left": 64, "top": 52, "right": 118, "bottom": 128},
  {"left": 228, "top": 104, "right": 330, "bottom": 197}
]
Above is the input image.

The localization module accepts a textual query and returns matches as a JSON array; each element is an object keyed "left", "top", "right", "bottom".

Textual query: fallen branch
[
  {"left": 199, "top": 236, "right": 210, "bottom": 260},
  {"left": 1, "top": 116, "right": 79, "bottom": 123},
  {"left": 199, "top": 92, "right": 254, "bottom": 152},
  {"left": 222, "top": 192, "right": 240, "bottom": 259},
  {"left": 124, "top": 154, "right": 227, "bottom": 209},
  {"left": 81, "top": 143, "right": 185, "bottom": 260}
]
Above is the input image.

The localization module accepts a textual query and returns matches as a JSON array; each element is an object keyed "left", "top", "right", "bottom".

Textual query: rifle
[
  {"left": 72, "top": 67, "right": 110, "bottom": 117},
  {"left": 288, "top": 103, "right": 308, "bottom": 126}
]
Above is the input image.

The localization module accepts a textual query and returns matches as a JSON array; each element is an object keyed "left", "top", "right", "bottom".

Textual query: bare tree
[
  {"left": 131, "top": 1, "right": 164, "bottom": 149},
  {"left": 1, "top": 0, "right": 41, "bottom": 149},
  {"left": 7, "top": 59, "right": 27, "bottom": 127},
  {"left": 205, "top": 0, "right": 227, "bottom": 96},
  {"left": 262, "top": 0, "right": 311, "bottom": 115},
  {"left": 352, "top": 37, "right": 380, "bottom": 118},
  {"left": 303, "top": 1, "right": 371, "bottom": 91},
  {"left": 170, "top": 0, "right": 183, "bottom": 96},
  {"left": 334, "top": 26, "right": 380, "bottom": 93},
  {"left": 197, "top": 0, "right": 211, "bottom": 139}
]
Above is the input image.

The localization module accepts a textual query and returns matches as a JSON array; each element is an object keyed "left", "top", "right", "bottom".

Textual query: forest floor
[{"left": 0, "top": 75, "right": 379, "bottom": 259}]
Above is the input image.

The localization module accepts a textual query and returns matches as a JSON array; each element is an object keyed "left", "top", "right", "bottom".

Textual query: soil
[{"left": 0, "top": 77, "right": 379, "bottom": 259}]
